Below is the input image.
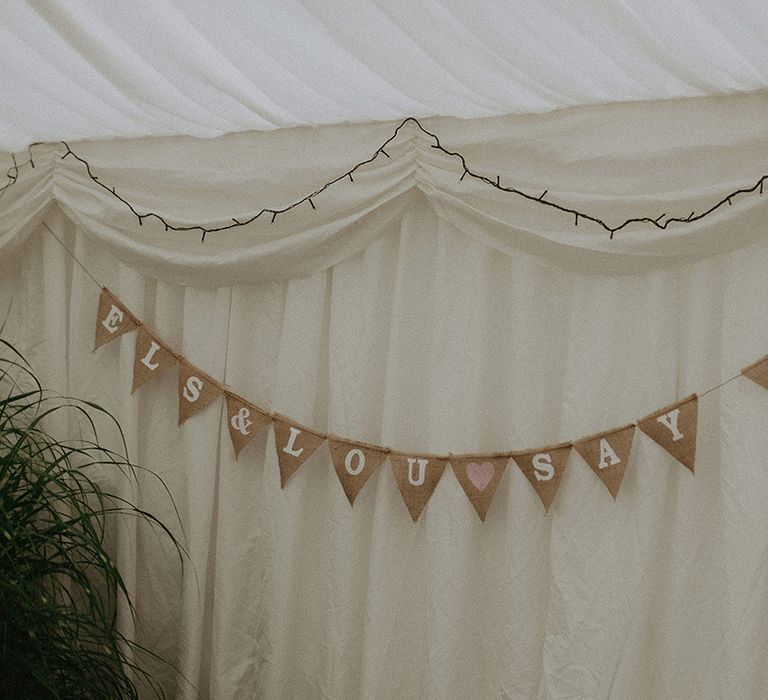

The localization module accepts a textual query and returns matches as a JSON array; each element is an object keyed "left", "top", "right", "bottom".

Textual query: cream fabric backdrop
[{"left": 2, "top": 94, "right": 768, "bottom": 698}]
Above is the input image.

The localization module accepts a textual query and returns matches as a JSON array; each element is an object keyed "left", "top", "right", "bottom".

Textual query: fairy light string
[{"left": 0, "top": 118, "right": 764, "bottom": 241}]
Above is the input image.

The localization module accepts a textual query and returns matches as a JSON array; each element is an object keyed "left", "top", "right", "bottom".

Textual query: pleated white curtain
[{"left": 2, "top": 95, "right": 768, "bottom": 698}]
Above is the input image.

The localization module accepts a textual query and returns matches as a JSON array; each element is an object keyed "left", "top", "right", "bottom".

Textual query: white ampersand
[{"left": 230, "top": 407, "right": 253, "bottom": 436}]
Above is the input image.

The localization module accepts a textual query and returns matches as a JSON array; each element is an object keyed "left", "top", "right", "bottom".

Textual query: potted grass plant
[{"left": 0, "top": 337, "right": 186, "bottom": 699}]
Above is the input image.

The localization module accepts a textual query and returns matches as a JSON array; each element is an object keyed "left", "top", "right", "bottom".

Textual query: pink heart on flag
[{"left": 466, "top": 461, "right": 494, "bottom": 492}]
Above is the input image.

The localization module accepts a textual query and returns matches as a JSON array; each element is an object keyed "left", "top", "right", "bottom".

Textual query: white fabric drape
[
  {"left": 3, "top": 95, "right": 768, "bottom": 698},
  {"left": 4, "top": 92, "right": 768, "bottom": 284},
  {"left": 3, "top": 2, "right": 768, "bottom": 150}
]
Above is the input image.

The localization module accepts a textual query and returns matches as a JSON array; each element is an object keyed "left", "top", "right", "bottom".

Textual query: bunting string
[
  {"left": 40, "top": 221, "right": 768, "bottom": 521},
  {"left": 2, "top": 119, "right": 766, "bottom": 241},
  {"left": 41, "top": 222, "right": 104, "bottom": 289}
]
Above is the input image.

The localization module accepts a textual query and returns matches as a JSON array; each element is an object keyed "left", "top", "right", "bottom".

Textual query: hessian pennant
[
  {"left": 225, "top": 393, "right": 272, "bottom": 459},
  {"left": 449, "top": 455, "right": 509, "bottom": 521},
  {"left": 742, "top": 354, "right": 768, "bottom": 390},
  {"left": 273, "top": 415, "right": 327, "bottom": 487},
  {"left": 390, "top": 453, "right": 447, "bottom": 522},
  {"left": 512, "top": 443, "right": 572, "bottom": 512},
  {"left": 94, "top": 288, "right": 138, "bottom": 350},
  {"left": 177, "top": 360, "right": 224, "bottom": 426},
  {"left": 328, "top": 437, "right": 389, "bottom": 505},
  {"left": 132, "top": 326, "right": 177, "bottom": 393},
  {"left": 574, "top": 423, "right": 636, "bottom": 499},
  {"left": 638, "top": 394, "right": 698, "bottom": 472}
]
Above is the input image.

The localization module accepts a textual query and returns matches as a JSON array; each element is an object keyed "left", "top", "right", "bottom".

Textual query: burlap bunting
[
  {"left": 512, "top": 443, "right": 571, "bottom": 512},
  {"left": 390, "top": 453, "right": 447, "bottom": 522},
  {"left": 742, "top": 354, "right": 768, "bottom": 390},
  {"left": 638, "top": 394, "right": 698, "bottom": 472},
  {"left": 177, "top": 360, "right": 224, "bottom": 426},
  {"left": 132, "top": 326, "right": 177, "bottom": 392},
  {"left": 225, "top": 393, "right": 273, "bottom": 459},
  {"left": 328, "top": 438, "right": 389, "bottom": 505},
  {"left": 273, "top": 415, "right": 327, "bottom": 487},
  {"left": 449, "top": 455, "right": 509, "bottom": 521},
  {"left": 574, "top": 424, "right": 636, "bottom": 499},
  {"left": 94, "top": 288, "right": 138, "bottom": 350},
  {"left": 94, "top": 287, "right": 721, "bottom": 519}
]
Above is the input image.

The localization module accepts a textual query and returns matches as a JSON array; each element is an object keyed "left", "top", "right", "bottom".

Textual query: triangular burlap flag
[
  {"left": 638, "top": 394, "right": 698, "bottom": 472},
  {"left": 574, "top": 424, "right": 636, "bottom": 499},
  {"left": 390, "top": 453, "right": 447, "bottom": 522},
  {"left": 512, "top": 443, "right": 571, "bottom": 512},
  {"left": 273, "top": 415, "right": 327, "bottom": 487},
  {"left": 742, "top": 354, "right": 768, "bottom": 390},
  {"left": 225, "top": 393, "right": 273, "bottom": 459},
  {"left": 177, "top": 360, "right": 224, "bottom": 426},
  {"left": 94, "top": 288, "right": 138, "bottom": 350},
  {"left": 328, "top": 437, "right": 389, "bottom": 505},
  {"left": 132, "top": 326, "right": 177, "bottom": 393},
  {"left": 449, "top": 455, "right": 509, "bottom": 521}
]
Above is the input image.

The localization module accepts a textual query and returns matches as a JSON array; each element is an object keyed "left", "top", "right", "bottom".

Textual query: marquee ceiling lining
[{"left": 3, "top": 1, "right": 768, "bottom": 151}]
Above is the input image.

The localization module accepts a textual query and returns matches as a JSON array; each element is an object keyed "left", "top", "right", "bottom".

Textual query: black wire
[
  {"left": 3, "top": 119, "right": 766, "bottom": 242},
  {"left": 0, "top": 142, "right": 40, "bottom": 203}
]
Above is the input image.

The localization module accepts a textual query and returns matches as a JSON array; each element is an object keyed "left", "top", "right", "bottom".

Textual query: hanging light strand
[{"left": 2, "top": 119, "right": 766, "bottom": 241}]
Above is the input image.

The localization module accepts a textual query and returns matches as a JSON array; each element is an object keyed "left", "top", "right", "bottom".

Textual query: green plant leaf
[{"left": 0, "top": 338, "right": 190, "bottom": 698}]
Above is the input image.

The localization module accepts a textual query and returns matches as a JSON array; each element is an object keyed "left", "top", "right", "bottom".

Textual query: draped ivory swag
[{"left": 95, "top": 286, "right": 725, "bottom": 521}]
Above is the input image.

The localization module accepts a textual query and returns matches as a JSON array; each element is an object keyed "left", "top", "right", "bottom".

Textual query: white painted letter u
[{"left": 407, "top": 458, "right": 428, "bottom": 486}]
